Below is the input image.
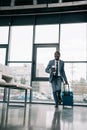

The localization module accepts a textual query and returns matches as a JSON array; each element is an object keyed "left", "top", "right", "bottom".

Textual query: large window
[
  {"left": 60, "top": 23, "right": 87, "bottom": 104},
  {"left": 8, "top": 63, "right": 31, "bottom": 102},
  {"left": 60, "top": 23, "right": 87, "bottom": 61},
  {"left": 0, "top": 48, "right": 7, "bottom": 101},
  {"left": 35, "top": 24, "right": 59, "bottom": 44},
  {"left": 0, "top": 26, "right": 9, "bottom": 44},
  {"left": 0, "top": 26, "right": 9, "bottom": 101},
  {"left": 8, "top": 63, "right": 31, "bottom": 86},
  {"left": 34, "top": 47, "right": 57, "bottom": 78},
  {"left": 0, "top": 48, "right": 6, "bottom": 65},
  {"left": 32, "top": 81, "right": 54, "bottom": 103},
  {"left": 7, "top": 25, "right": 33, "bottom": 102},
  {"left": 0, "top": 22, "right": 87, "bottom": 105},
  {"left": 9, "top": 26, "right": 33, "bottom": 61}
]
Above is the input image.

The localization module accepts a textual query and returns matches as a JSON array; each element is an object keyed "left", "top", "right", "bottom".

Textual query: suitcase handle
[{"left": 63, "top": 83, "right": 70, "bottom": 92}]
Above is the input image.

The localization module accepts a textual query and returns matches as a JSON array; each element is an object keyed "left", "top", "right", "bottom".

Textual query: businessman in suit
[{"left": 45, "top": 51, "right": 68, "bottom": 108}]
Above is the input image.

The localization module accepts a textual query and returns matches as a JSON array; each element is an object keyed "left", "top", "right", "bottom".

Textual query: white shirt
[{"left": 55, "top": 60, "right": 61, "bottom": 76}]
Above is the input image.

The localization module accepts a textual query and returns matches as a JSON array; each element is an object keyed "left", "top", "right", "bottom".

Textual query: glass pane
[
  {"left": 0, "top": 48, "right": 6, "bottom": 65},
  {"left": 9, "top": 63, "right": 31, "bottom": 85},
  {"left": 35, "top": 24, "right": 59, "bottom": 43},
  {"left": 60, "top": 23, "right": 87, "bottom": 61},
  {"left": 9, "top": 89, "right": 30, "bottom": 102},
  {"left": 9, "top": 26, "right": 33, "bottom": 61},
  {"left": 65, "top": 63, "right": 87, "bottom": 104},
  {"left": 8, "top": 63, "right": 31, "bottom": 102},
  {"left": 32, "top": 81, "right": 54, "bottom": 103},
  {"left": 0, "top": 48, "right": 6, "bottom": 101},
  {"left": 36, "top": 47, "right": 56, "bottom": 77},
  {"left": 0, "top": 26, "right": 9, "bottom": 44}
]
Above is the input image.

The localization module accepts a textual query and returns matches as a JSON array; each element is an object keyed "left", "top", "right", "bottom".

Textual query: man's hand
[
  {"left": 51, "top": 67, "right": 55, "bottom": 73},
  {"left": 65, "top": 80, "right": 68, "bottom": 84}
]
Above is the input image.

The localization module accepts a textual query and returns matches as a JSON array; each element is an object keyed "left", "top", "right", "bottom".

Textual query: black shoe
[
  {"left": 55, "top": 105, "right": 58, "bottom": 108},
  {"left": 58, "top": 99, "right": 62, "bottom": 104}
]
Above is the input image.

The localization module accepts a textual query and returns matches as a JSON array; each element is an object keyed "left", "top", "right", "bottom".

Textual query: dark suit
[{"left": 45, "top": 59, "right": 67, "bottom": 83}]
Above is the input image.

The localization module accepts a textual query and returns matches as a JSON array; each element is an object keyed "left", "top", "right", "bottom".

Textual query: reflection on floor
[{"left": 0, "top": 103, "right": 87, "bottom": 130}]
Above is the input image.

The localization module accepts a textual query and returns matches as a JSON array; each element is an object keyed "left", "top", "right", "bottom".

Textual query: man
[{"left": 45, "top": 51, "right": 68, "bottom": 108}]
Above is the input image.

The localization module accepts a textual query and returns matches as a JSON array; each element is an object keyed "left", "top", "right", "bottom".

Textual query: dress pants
[
  {"left": 51, "top": 76, "right": 62, "bottom": 106},
  {"left": 53, "top": 90, "right": 61, "bottom": 106}
]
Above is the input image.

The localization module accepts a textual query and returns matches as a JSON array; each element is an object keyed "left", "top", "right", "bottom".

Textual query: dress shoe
[
  {"left": 58, "top": 100, "right": 61, "bottom": 104},
  {"left": 58, "top": 99, "right": 62, "bottom": 104},
  {"left": 55, "top": 105, "right": 58, "bottom": 108}
]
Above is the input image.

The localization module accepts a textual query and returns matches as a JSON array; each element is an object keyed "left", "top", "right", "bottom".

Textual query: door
[
  {"left": 32, "top": 44, "right": 59, "bottom": 81},
  {"left": 31, "top": 44, "right": 59, "bottom": 103}
]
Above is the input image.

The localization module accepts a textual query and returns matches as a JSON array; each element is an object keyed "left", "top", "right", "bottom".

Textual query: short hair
[{"left": 55, "top": 51, "right": 60, "bottom": 56}]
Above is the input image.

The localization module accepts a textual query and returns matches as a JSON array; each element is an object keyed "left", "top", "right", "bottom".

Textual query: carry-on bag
[{"left": 62, "top": 84, "right": 73, "bottom": 107}]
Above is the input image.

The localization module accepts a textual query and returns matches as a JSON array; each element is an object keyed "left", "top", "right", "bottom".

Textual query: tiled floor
[{"left": 0, "top": 103, "right": 87, "bottom": 130}]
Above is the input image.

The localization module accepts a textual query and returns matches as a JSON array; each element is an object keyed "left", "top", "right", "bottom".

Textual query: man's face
[{"left": 54, "top": 52, "right": 60, "bottom": 60}]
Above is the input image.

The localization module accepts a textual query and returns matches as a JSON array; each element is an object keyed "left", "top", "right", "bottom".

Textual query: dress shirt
[{"left": 55, "top": 60, "right": 61, "bottom": 76}]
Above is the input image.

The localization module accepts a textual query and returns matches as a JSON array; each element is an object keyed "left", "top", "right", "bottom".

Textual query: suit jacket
[{"left": 45, "top": 59, "right": 67, "bottom": 83}]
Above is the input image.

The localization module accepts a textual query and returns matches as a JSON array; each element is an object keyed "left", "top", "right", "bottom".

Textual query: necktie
[{"left": 55, "top": 61, "right": 58, "bottom": 77}]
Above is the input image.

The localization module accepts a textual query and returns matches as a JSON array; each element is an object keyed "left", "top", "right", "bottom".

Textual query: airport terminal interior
[{"left": 0, "top": 0, "right": 87, "bottom": 130}]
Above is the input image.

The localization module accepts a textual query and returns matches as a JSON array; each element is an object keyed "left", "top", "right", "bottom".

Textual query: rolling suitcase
[{"left": 62, "top": 84, "right": 73, "bottom": 107}]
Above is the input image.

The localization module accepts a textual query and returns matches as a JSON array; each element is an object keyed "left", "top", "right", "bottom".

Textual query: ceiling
[{"left": 0, "top": 0, "right": 87, "bottom": 16}]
